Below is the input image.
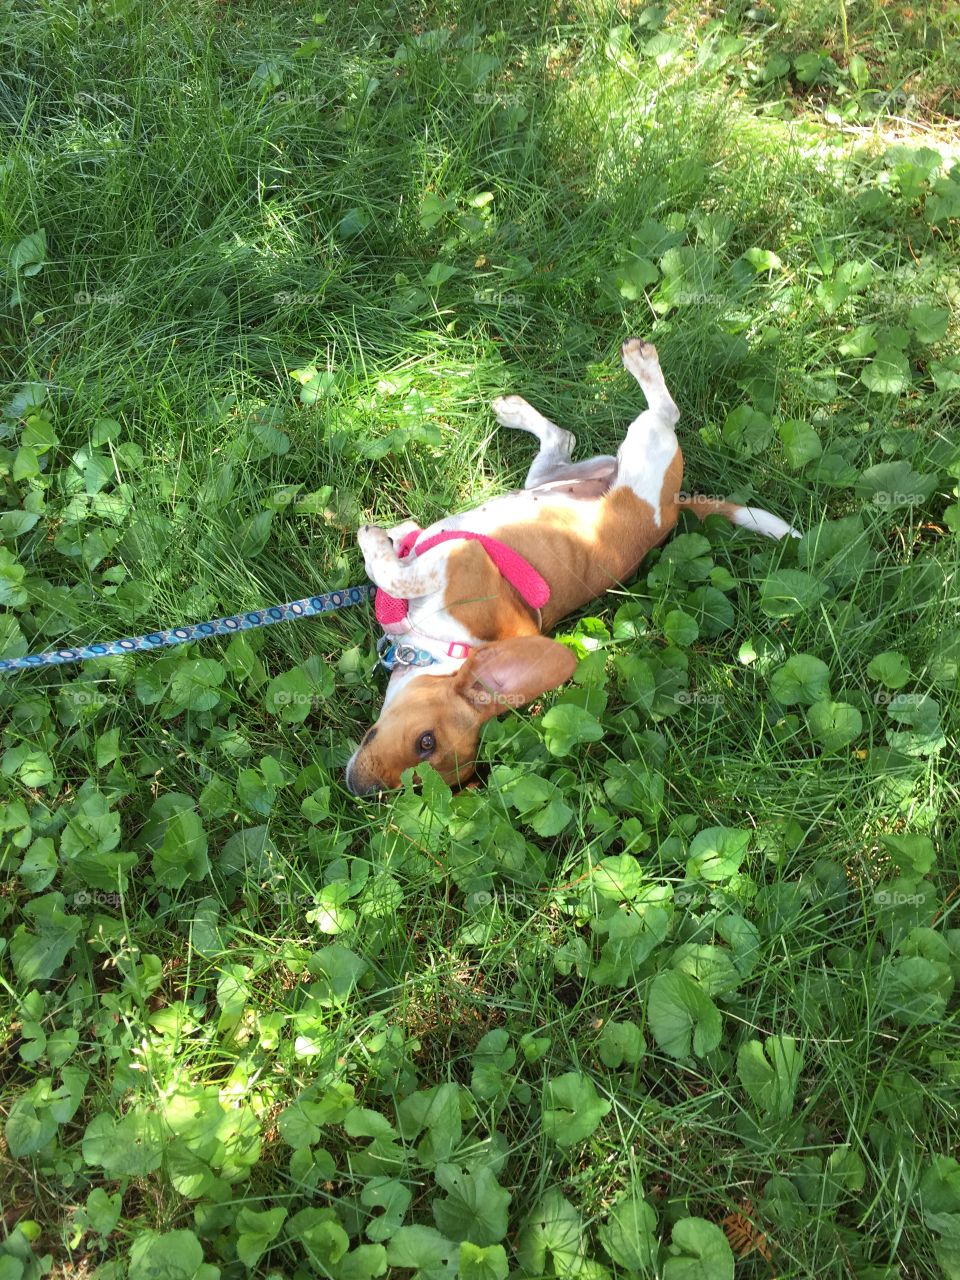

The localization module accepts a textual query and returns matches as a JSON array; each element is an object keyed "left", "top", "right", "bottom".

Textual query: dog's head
[{"left": 345, "top": 635, "right": 577, "bottom": 795}]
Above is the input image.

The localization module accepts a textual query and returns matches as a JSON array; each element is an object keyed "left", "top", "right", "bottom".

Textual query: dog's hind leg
[
  {"left": 491, "top": 395, "right": 583, "bottom": 489},
  {"left": 611, "top": 339, "right": 683, "bottom": 529}
]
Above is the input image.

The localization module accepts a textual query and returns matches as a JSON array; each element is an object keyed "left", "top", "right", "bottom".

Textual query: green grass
[{"left": 1, "top": 1, "right": 959, "bottom": 1278}]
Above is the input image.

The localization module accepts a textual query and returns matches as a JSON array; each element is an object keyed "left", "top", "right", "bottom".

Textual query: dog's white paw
[
  {"left": 358, "top": 524, "right": 393, "bottom": 577},
  {"left": 386, "top": 519, "right": 420, "bottom": 550},
  {"left": 621, "top": 337, "right": 661, "bottom": 381},
  {"left": 491, "top": 395, "right": 535, "bottom": 430}
]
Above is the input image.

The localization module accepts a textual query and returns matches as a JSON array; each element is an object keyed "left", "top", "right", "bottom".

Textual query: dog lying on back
[{"left": 346, "top": 339, "right": 799, "bottom": 794}]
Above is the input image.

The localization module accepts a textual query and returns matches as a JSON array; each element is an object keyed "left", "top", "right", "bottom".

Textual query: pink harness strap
[{"left": 374, "top": 527, "right": 550, "bottom": 628}]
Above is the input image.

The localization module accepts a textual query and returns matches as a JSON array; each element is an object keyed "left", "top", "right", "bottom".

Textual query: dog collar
[{"left": 376, "top": 634, "right": 473, "bottom": 673}]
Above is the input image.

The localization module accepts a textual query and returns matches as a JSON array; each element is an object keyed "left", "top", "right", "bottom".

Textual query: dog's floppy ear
[{"left": 453, "top": 636, "right": 578, "bottom": 722}]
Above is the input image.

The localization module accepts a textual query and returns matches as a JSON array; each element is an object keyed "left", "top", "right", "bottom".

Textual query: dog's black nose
[{"left": 345, "top": 758, "right": 380, "bottom": 796}]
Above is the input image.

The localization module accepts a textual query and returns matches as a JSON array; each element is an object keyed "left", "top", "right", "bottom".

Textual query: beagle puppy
[{"left": 347, "top": 339, "right": 798, "bottom": 794}]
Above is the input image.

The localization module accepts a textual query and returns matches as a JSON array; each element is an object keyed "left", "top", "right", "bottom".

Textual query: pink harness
[{"left": 374, "top": 527, "right": 550, "bottom": 656}]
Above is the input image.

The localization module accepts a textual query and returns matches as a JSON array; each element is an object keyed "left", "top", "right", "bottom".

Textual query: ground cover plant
[{"left": 1, "top": 0, "right": 959, "bottom": 1276}]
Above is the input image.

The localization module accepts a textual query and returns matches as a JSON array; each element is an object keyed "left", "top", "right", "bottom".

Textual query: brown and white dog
[{"left": 346, "top": 339, "right": 799, "bottom": 795}]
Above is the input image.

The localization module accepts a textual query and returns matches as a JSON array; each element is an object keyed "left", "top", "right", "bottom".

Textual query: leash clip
[
  {"left": 375, "top": 634, "right": 416, "bottom": 671},
  {"left": 375, "top": 634, "right": 438, "bottom": 673}
]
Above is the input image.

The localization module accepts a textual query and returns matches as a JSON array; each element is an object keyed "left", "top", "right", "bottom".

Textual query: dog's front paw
[
  {"left": 385, "top": 519, "right": 420, "bottom": 550},
  {"left": 358, "top": 524, "right": 393, "bottom": 579},
  {"left": 491, "top": 394, "right": 532, "bottom": 429}
]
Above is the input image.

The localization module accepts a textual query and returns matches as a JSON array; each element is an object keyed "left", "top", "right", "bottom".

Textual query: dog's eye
[{"left": 417, "top": 731, "right": 436, "bottom": 756}]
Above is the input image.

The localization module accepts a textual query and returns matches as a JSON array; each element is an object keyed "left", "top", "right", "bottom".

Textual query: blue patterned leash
[{"left": 0, "top": 583, "right": 419, "bottom": 675}]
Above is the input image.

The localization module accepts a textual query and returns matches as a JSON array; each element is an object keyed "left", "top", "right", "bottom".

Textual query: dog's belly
[{"left": 421, "top": 485, "right": 607, "bottom": 541}]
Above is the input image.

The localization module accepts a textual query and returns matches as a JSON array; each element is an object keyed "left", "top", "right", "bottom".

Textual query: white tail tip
[{"left": 732, "top": 506, "right": 803, "bottom": 541}]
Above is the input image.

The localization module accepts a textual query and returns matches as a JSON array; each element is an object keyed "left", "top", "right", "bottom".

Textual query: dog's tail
[{"left": 677, "top": 495, "right": 801, "bottom": 540}]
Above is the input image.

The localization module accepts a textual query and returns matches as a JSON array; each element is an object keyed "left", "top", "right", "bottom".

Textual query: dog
[{"left": 346, "top": 339, "right": 799, "bottom": 795}]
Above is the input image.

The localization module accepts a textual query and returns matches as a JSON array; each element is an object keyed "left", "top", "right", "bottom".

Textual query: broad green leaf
[
  {"left": 169, "top": 658, "right": 225, "bottom": 713},
  {"left": 663, "top": 609, "right": 698, "bottom": 646},
  {"left": 855, "top": 460, "right": 938, "bottom": 509},
  {"left": 288, "top": 1209, "right": 350, "bottom": 1269},
  {"left": 6, "top": 1091, "right": 58, "bottom": 1156},
  {"left": 671, "top": 944, "right": 741, "bottom": 997},
  {"left": 807, "top": 701, "right": 862, "bottom": 751},
  {"left": 931, "top": 357, "right": 960, "bottom": 391},
  {"left": 721, "top": 405, "right": 775, "bottom": 456},
  {"left": 861, "top": 346, "right": 911, "bottom": 394},
  {"left": 598, "top": 1183, "right": 657, "bottom": 1272},
  {"left": 0, "top": 509, "right": 41, "bottom": 537},
  {"left": 152, "top": 808, "right": 209, "bottom": 889},
  {"left": 540, "top": 1072, "right": 611, "bottom": 1148},
  {"left": 758, "top": 569, "right": 826, "bottom": 619},
  {"left": 295, "top": 369, "right": 338, "bottom": 404},
  {"left": 815, "top": 259, "right": 873, "bottom": 313},
  {"left": 879, "top": 833, "right": 936, "bottom": 876},
  {"left": 927, "top": 174, "right": 960, "bottom": 224},
  {"left": 825, "top": 1145, "right": 866, "bottom": 1195},
  {"left": 516, "top": 1188, "right": 587, "bottom": 1277},
  {"left": 907, "top": 303, "right": 949, "bottom": 344},
  {"left": 793, "top": 50, "right": 834, "bottom": 83},
  {"left": 686, "top": 826, "right": 750, "bottom": 881},
  {"left": 663, "top": 1217, "right": 734, "bottom": 1280},
  {"left": 470, "top": 1030, "right": 516, "bottom": 1101},
  {"left": 613, "top": 255, "right": 658, "bottom": 300},
  {"left": 310, "top": 943, "right": 370, "bottom": 1004},
  {"left": 770, "top": 654, "right": 831, "bottom": 706},
  {"left": 386, "top": 1226, "right": 456, "bottom": 1272},
  {"left": 540, "top": 703, "right": 604, "bottom": 756},
  {"left": 649, "top": 532, "right": 712, "bottom": 587},
  {"left": 45, "top": 1027, "right": 79, "bottom": 1068},
  {"left": 236, "top": 509, "right": 274, "bottom": 558},
  {"left": 878, "top": 954, "right": 953, "bottom": 1025},
  {"left": 9, "top": 893, "right": 83, "bottom": 983},
  {"left": 10, "top": 230, "right": 47, "bottom": 275},
  {"left": 885, "top": 694, "right": 945, "bottom": 756},
  {"left": 2, "top": 746, "right": 54, "bottom": 788},
  {"left": 420, "top": 191, "right": 456, "bottom": 231},
  {"left": 338, "top": 207, "right": 370, "bottom": 237},
  {"left": 647, "top": 970, "right": 722, "bottom": 1059},
  {"left": 129, "top": 1230, "right": 218, "bottom": 1280},
  {"left": 798, "top": 515, "right": 875, "bottom": 587},
  {"left": 737, "top": 1035, "right": 803, "bottom": 1121},
  {"left": 236, "top": 1207, "right": 287, "bottom": 1269},
  {"left": 867, "top": 651, "right": 911, "bottom": 689},
  {"left": 920, "top": 1153, "right": 960, "bottom": 1273},
  {"left": 459, "top": 1241, "right": 508, "bottom": 1280},
  {"left": 597, "top": 1020, "right": 646, "bottom": 1068},
  {"left": 741, "top": 246, "right": 782, "bottom": 272},
  {"left": 684, "top": 586, "right": 734, "bottom": 638},
  {"left": 0, "top": 548, "right": 28, "bottom": 607},
  {"left": 591, "top": 853, "right": 646, "bottom": 901},
  {"left": 81, "top": 1187, "right": 122, "bottom": 1238},
  {"left": 424, "top": 262, "right": 458, "bottom": 288},
  {"left": 248, "top": 418, "right": 290, "bottom": 457},
  {"left": 334, "top": 1244, "right": 388, "bottom": 1280},
  {"left": 265, "top": 658, "right": 334, "bottom": 723},
  {"left": 82, "top": 1110, "right": 164, "bottom": 1177},
  {"left": 837, "top": 324, "right": 877, "bottom": 357},
  {"left": 433, "top": 1164, "right": 511, "bottom": 1246},
  {"left": 344, "top": 1108, "right": 399, "bottom": 1141},
  {"left": 778, "top": 418, "right": 822, "bottom": 467}
]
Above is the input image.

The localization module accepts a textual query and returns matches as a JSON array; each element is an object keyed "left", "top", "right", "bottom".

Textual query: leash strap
[{"left": 0, "top": 584, "right": 377, "bottom": 675}]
